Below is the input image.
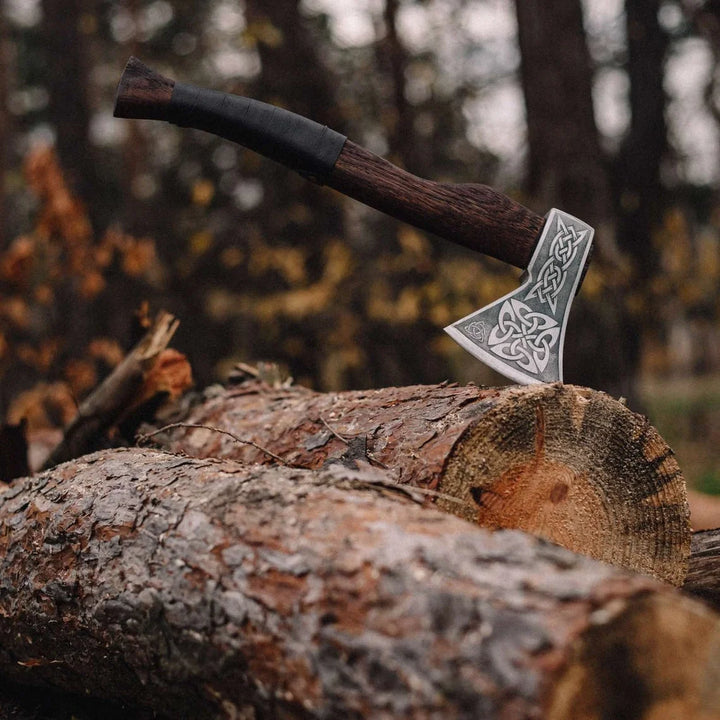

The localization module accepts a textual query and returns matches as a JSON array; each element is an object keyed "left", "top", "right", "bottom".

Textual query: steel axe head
[{"left": 444, "top": 209, "right": 594, "bottom": 385}]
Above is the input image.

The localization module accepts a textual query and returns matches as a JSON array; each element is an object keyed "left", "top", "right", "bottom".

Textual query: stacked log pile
[
  {"left": 155, "top": 380, "right": 691, "bottom": 585},
  {"left": 0, "top": 377, "right": 719, "bottom": 718}
]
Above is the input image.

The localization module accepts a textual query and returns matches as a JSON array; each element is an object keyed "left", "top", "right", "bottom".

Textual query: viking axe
[{"left": 113, "top": 57, "right": 594, "bottom": 385}]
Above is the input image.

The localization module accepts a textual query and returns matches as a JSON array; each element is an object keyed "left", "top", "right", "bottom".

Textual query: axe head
[{"left": 445, "top": 209, "right": 594, "bottom": 385}]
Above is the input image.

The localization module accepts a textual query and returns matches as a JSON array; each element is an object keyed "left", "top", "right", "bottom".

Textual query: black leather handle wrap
[{"left": 168, "top": 83, "right": 347, "bottom": 181}]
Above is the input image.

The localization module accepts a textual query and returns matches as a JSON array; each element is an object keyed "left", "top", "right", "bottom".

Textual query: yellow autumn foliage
[
  {"left": 192, "top": 179, "right": 215, "bottom": 207},
  {"left": 242, "top": 19, "right": 284, "bottom": 48},
  {"left": 247, "top": 241, "right": 308, "bottom": 285}
]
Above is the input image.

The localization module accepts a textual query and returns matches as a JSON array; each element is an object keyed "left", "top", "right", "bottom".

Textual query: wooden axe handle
[
  {"left": 329, "top": 141, "right": 543, "bottom": 268},
  {"left": 114, "top": 57, "right": 544, "bottom": 269}
]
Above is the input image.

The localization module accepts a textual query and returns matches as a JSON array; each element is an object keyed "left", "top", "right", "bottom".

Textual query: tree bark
[
  {"left": 685, "top": 527, "right": 720, "bottom": 610},
  {"left": 0, "top": 676, "right": 151, "bottom": 720},
  {"left": 148, "top": 380, "right": 690, "bottom": 586},
  {"left": 0, "top": 448, "right": 717, "bottom": 719}
]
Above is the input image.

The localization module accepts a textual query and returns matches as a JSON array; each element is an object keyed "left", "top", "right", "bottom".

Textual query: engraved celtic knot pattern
[
  {"left": 525, "top": 216, "right": 588, "bottom": 314},
  {"left": 488, "top": 298, "right": 560, "bottom": 375},
  {"left": 445, "top": 208, "right": 593, "bottom": 384},
  {"left": 465, "top": 321, "right": 489, "bottom": 342}
]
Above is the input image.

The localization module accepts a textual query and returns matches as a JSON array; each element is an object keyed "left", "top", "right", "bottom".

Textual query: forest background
[{"left": 0, "top": 0, "right": 719, "bottom": 489}]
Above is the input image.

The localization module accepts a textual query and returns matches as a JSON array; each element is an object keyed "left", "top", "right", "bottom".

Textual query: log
[
  {"left": 0, "top": 449, "right": 717, "bottom": 719},
  {"left": 150, "top": 380, "right": 690, "bottom": 585},
  {"left": 685, "top": 528, "right": 720, "bottom": 610},
  {"left": 41, "top": 311, "right": 181, "bottom": 471}
]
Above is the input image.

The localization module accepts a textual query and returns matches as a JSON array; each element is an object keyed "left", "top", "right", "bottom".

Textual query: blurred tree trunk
[
  {"left": 379, "top": 0, "right": 418, "bottom": 171},
  {"left": 515, "top": 0, "right": 609, "bottom": 226},
  {"left": 239, "top": 0, "right": 452, "bottom": 390},
  {"left": 244, "top": 0, "right": 344, "bottom": 129},
  {"left": 615, "top": 0, "right": 668, "bottom": 280},
  {"left": 237, "top": 0, "right": 353, "bottom": 388},
  {"left": 514, "top": 0, "right": 639, "bottom": 402},
  {"left": 0, "top": 5, "right": 8, "bottom": 250},
  {"left": 40, "top": 0, "right": 100, "bottom": 225},
  {"left": 119, "top": 0, "right": 149, "bottom": 235}
]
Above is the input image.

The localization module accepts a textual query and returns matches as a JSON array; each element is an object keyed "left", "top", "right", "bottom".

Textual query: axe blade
[{"left": 444, "top": 209, "right": 594, "bottom": 385}]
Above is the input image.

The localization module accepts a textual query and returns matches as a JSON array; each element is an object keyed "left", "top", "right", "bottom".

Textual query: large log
[
  {"left": 685, "top": 528, "right": 720, "bottom": 610},
  {"left": 151, "top": 380, "right": 690, "bottom": 585},
  {"left": 41, "top": 311, "right": 182, "bottom": 471},
  {"left": 0, "top": 448, "right": 717, "bottom": 719}
]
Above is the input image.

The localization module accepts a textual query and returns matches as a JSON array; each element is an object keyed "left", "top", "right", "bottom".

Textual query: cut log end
[
  {"left": 113, "top": 56, "right": 174, "bottom": 120},
  {"left": 437, "top": 384, "right": 690, "bottom": 586},
  {"left": 547, "top": 592, "right": 720, "bottom": 720}
]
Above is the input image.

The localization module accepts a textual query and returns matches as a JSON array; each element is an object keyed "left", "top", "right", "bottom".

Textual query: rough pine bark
[
  {"left": 0, "top": 449, "right": 717, "bottom": 719},
  {"left": 685, "top": 527, "right": 720, "bottom": 610},
  {"left": 150, "top": 380, "right": 690, "bottom": 585}
]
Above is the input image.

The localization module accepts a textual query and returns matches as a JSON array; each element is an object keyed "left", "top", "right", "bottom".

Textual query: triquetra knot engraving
[{"left": 488, "top": 298, "right": 560, "bottom": 375}]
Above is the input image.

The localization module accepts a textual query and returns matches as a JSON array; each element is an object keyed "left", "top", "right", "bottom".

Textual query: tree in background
[
  {"left": 40, "top": 0, "right": 102, "bottom": 224},
  {"left": 0, "top": 0, "right": 719, "bottom": 416},
  {"left": 514, "top": 0, "right": 642, "bottom": 400},
  {"left": 615, "top": 0, "right": 669, "bottom": 279},
  {"left": 515, "top": 0, "right": 610, "bottom": 226},
  {"left": 0, "top": 7, "right": 8, "bottom": 250}
]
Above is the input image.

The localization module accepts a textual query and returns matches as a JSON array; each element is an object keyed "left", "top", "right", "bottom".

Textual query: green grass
[
  {"left": 640, "top": 374, "right": 720, "bottom": 495},
  {"left": 695, "top": 469, "right": 720, "bottom": 496}
]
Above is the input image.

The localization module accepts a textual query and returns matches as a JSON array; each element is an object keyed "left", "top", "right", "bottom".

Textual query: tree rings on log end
[{"left": 438, "top": 384, "right": 690, "bottom": 586}]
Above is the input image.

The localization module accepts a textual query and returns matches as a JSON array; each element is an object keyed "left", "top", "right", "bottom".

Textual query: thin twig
[
  {"left": 408, "top": 486, "right": 466, "bottom": 506},
  {"left": 367, "top": 454, "right": 389, "bottom": 469},
  {"left": 319, "top": 416, "right": 350, "bottom": 443},
  {"left": 137, "top": 422, "right": 295, "bottom": 467},
  {"left": 139, "top": 421, "right": 463, "bottom": 505},
  {"left": 352, "top": 479, "right": 465, "bottom": 506}
]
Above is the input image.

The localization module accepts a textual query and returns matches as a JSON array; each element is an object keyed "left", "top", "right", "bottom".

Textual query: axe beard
[{"left": 445, "top": 209, "right": 594, "bottom": 385}]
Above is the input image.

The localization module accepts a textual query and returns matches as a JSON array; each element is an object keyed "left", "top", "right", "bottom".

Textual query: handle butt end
[{"left": 114, "top": 56, "right": 175, "bottom": 120}]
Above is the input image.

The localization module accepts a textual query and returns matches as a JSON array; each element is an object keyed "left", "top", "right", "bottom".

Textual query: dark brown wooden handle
[
  {"left": 328, "top": 140, "right": 544, "bottom": 269},
  {"left": 113, "top": 58, "right": 544, "bottom": 269}
]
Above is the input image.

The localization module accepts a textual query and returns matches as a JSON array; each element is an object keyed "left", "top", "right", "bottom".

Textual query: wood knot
[{"left": 549, "top": 482, "right": 569, "bottom": 504}]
